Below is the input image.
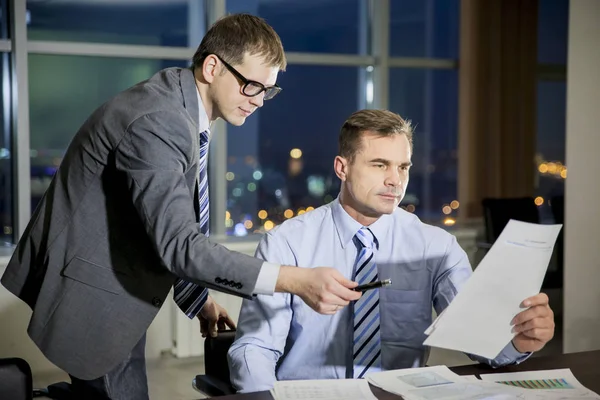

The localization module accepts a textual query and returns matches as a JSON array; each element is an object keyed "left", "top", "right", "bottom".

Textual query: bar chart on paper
[{"left": 496, "top": 378, "right": 574, "bottom": 390}]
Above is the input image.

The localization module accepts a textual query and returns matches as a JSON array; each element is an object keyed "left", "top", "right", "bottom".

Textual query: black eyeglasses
[{"left": 211, "top": 54, "right": 282, "bottom": 101}]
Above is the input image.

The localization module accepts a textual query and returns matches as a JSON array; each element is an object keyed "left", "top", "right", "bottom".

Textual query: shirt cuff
[
  {"left": 500, "top": 341, "right": 532, "bottom": 365},
  {"left": 252, "top": 262, "right": 281, "bottom": 295}
]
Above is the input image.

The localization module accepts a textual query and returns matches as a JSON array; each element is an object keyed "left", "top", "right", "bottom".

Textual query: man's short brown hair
[
  {"left": 339, "top": 109, "right": 413, "bottom": 162},
  {"left": 192, "top": 13, "right": 287, "bottom": 70}
]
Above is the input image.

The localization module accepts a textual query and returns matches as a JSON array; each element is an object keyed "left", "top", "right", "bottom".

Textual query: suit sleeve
[{"left": 114, "top": 111, "right": 262, "bottom": 298}]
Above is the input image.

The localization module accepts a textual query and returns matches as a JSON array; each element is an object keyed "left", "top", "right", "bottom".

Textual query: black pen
[{"left": 353, "top": 278, "right": 392, "bottom": 292}]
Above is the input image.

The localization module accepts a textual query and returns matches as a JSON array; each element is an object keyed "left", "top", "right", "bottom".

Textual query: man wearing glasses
[{"left": 1, "top": 13, "right": 360, "bottom": 400}]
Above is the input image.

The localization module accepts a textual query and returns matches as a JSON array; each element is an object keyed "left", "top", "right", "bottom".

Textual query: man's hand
[
  {"left": 275, "top": 266, "right": 361, "bottom": 315},
  {"left": 198, "top": 295, "right": 236, "bottom": 338},
  {"left": 511, "top": 292, "right": 555, "bottom": 353}
]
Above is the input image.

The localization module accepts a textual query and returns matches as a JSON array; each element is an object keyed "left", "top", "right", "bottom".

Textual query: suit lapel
[{"left": 179, "top": 68, "right": 202, "bottom": 220}]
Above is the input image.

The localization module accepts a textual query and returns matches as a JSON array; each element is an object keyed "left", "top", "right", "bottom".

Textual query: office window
[
  {"left": 28, "top": 55, "right": 189, "bottom": 210},
  {"left": 0, "top": 53, "right": 12, "bottom": 243},
  {"left": 535, "top": 80, "right": 566, "bottom": 220},
  {"left": 537, "top": 0, "right": 569, "bottom": 65},
  {"left": 227, "top": 0, "right": 366, "bottom": 54},
  {"left": 389, "top": 68, "right": 458, "bottom": 222},
  {"left": 26, "top": 1, "right": 206, "bottom": 47},
  {"left": 0, "top": 0, "right": 9, "bottom": 40},
  {"left": 535, "top": 0, "right": 568, "bottom": 221},
  {"left": 225, "top": 66, "right": 362, "bottom": 236},
  {"left": 390, "top": 0, "right": 459, "bottom": 58}
]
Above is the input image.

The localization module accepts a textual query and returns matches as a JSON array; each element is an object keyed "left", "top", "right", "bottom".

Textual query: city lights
[{"left": 290, "top": 148, "right": 303, "bottom": 159}]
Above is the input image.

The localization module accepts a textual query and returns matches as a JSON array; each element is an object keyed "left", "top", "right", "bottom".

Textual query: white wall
[{"left": 563, "top": 0, "right": 600, "bottom": 353}]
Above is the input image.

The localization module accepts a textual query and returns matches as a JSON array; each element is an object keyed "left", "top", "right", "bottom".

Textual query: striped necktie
[
  {"left": 352, "top": 227, "right": 381, "bottom": 378},
  {"left": 173, "top": 130, "right": 210, "bottom": 319}
]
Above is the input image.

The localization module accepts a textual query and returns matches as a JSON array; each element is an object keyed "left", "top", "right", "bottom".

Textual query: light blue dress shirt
[{"left": 228, "top": 198, "right": 527, "bottom": 393}]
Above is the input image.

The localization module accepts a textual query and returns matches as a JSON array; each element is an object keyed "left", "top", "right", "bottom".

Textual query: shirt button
[{"left": 152, "top": 297, "right": 162, "bottom": 307}]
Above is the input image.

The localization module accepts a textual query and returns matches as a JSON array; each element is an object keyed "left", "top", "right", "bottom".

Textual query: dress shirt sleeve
[
  {"left": 228, "top": 232, "right": 294, "bottom": 393},
  {"left": 253, "top": 261, "right": 281, "bottom": 295},
  {"left": 431, "top": 236, "right": 530, "bottom": 367}
]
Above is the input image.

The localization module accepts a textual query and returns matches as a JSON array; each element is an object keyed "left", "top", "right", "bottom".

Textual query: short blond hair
[{"left": 339, "top": 109, "right": 413, "bottom": 162}]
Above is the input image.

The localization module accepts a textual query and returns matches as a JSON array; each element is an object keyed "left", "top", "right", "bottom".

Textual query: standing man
[{"left": 1, "top": 14, "right": 360, "bottom": 399}]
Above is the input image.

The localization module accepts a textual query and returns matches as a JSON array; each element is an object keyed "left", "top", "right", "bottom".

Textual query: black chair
[
  {"left": 475, "top": 197, "right": 540, "bottom": 266},
  {"left": 192, "top": 329, "right": 237, "bottom": 397},
  {"left": 0, "top": 358, "right": 33, "bottom": 400},
  {"left": 479, "top": 196, "right": 563, "bottom": 289},
  {"left": 481, "top": 197, "right": 540, "bottom": 246}
]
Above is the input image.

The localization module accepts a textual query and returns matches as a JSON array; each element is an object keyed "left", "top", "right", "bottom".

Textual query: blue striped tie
[
  {"left": 173, "top": 130, "right": 210, "bottom": 319},
  {"left": 353, "top": 227, "right": 381, "bottom": 378}
]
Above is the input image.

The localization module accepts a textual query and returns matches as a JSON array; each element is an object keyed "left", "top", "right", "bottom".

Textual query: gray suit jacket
[{"left": 1, "top": 67, "right": 263, "bottom": 380}]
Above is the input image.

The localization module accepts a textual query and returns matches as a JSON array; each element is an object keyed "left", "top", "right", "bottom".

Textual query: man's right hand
[{"left": 275, "top": 266, "right": 361, "bottom": 315}]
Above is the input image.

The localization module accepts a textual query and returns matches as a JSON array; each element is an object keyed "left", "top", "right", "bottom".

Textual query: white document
[
  {"left": 479, "top": 368, "right": 600, "bottom": 399},
  {"left": 366, "top": 365, "right": 524, "bottom": 400},
  {"left": 271, "top": 378, "right": 378, "bottom": 400},
  {"left": 423, "top": 220, "right": 562, "bottom": 359}
]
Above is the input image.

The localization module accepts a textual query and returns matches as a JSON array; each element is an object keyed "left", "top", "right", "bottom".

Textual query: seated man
[{"left": 228, "top": 109, "right": 555, "bottom": 393}]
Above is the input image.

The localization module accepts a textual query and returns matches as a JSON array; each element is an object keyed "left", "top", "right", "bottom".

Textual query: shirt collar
[
  {"left": 196, "top": 90, "right": 211, "bottom": 135},
  {"left": 331, "top": 196, "right": 394, "bottom": 249}
]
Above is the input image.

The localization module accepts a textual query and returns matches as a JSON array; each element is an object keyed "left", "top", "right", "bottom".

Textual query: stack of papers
[
  {"left": 366, "top": 366, "right": 600, "bottom": 400},
  {"left": 270, "top": 379, "right": 377, "bottom": 400},
  {"left": 423, "top": 220, "right": 562, "bottom": 359},
  {"left": 366, "top": 366, "right": 524, "bottom": 400}
]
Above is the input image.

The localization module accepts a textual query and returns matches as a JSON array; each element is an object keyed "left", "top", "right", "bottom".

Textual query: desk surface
[{"left": 216, "top": 350, "right": 600, "bottom": 400}]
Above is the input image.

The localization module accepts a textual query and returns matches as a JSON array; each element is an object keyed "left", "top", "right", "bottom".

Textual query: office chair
[
  {"left": 192, "top": 329, "right": 237, "bottom": 397},
  {"left": 0, "top": 357, "right": 90, "bottom": 400},
  {"left": 0, "top": 357, "right": 33, "bottom": 400},
  {"left": 481, "top": 197, "right": 540, "bottom": 246}
]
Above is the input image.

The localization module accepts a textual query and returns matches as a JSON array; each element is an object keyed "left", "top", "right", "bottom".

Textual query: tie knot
[{"left": 355, "top": 227, "right": 377, "bottom": 250}]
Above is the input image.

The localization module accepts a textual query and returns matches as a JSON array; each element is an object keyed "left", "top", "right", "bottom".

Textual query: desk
[{"left": 214, "top": 350, "right": 600, "bottom": 399}]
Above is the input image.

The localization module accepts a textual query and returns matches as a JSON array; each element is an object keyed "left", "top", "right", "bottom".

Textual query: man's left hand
[
  {"left": 511, "top": 292, "right": 555, "bottom": 353},
  {"left": 198, "top": 295, "right": 236, "bottom": 338}
]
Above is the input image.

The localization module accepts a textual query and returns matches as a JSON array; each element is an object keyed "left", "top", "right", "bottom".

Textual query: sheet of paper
[
  {"left": 366, "top": 365, "right": 524, "bottom": 400},
  {"left": 271, "top": 378, "right": 378, "bottom": 400},
  {"left": 461, "top": 375, "right": 482, "bottom": 381},
  {"left": 479, "top": 368, "right": 600, "bottom": 398},
  {"left": 423, "top": 220, "right": 562, "bottom": 359}
]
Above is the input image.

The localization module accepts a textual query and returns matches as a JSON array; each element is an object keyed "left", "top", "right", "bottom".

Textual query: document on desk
[
  {"left": 365, "top": 365, "right": 524, "bottom": 400},
  {"left": 423, "top": 220, "right": 562, "bottom": 359},
  {"left": 479, "top": 368, "right": 600, "bottom": 399},
  {"left": 271, "top": 378, "right": 377, "bottom": 400}
]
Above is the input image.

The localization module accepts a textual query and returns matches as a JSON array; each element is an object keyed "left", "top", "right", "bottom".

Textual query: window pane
[
  {"left": 389, "top": 68, "right": 458, "bottom": 223},
  {"left": 537, "top": 0, "right": 569, "bottom": 65},
  {"left": 0, "top": 52, "right": 12, "bottom": 243},
  {"left": 535, "top": 80, "right": 566, "bottom": 219},
  {"left": 29, "top": 55, "right": 189, "bottom": 210},
  {"left": 26, "top": 1, "right": 206, "bottom": 46},
  {"left": 0, "top": 0, "right": 9, "bottom": 40},
  {"left": 227, "top": 0, "right": 365, "bottom": 54},
  {"left": 226, "top": 66, "right": 362, "bottom": 236},
  {"left": 390, "top": 0, "right": 459, "bottom": 58}
]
